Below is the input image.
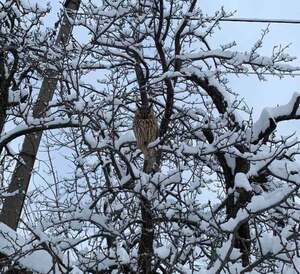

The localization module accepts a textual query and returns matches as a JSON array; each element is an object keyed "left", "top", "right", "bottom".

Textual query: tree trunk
[
  {"left": 0, "top": 0, "right": 81, "bottom": 230},
  {"left": 138, "top": 156, "right": 156, "bottom": 274},
  {"left": 0, "top": 51, "right": 10, "bottom": 154}
]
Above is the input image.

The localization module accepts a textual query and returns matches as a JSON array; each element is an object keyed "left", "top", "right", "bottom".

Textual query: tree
[{"left": 1, "top": 0, "right": 300, "bottom": 273}]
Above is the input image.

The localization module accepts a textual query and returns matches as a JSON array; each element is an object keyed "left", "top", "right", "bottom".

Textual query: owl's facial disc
[{"left": 139, "top": 109, "right": 149, "bottom": 119}]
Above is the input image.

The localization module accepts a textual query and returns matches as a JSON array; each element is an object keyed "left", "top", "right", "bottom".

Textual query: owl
[{"left": 133, "top": 107, "right": 158, "bottom": 159}]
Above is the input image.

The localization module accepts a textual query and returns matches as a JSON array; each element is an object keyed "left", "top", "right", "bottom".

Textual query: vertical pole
[{"left": 0, "top": 0, "right": 81, "bottom": 230}]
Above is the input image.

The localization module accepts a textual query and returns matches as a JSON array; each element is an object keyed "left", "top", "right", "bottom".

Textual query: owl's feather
[{"left": 133, "top": 109, "right": 158, "bottom": 159}]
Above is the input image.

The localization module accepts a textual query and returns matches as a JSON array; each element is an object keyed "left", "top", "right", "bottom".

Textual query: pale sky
[
  {"left": 44, "top": 0, "right": 300, "bottom": 120},
  {"left": 201, "top": 0, "right": 300, "bottom": 135},
  {"left": 19, "top": 0, "right": 300, "bottom": 192}
]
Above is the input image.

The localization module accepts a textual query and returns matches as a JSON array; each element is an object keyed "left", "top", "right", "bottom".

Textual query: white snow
[
  {"left": 250, "top": 93, "right": 300, "bottom": 142},
  {"left": 154, "top": 245, "right": 171, "bottom": 259},
  {"left": 115, "top": 132, "right": 135, "bottom": 149},
  {"left": 116, "top": 245, "right": 130, "bottom": 264},
  {"left": 176, "top": 50, "right": 300, "bottom": 72},
  {"left": 221, "top": 209, "right": 249, "bottom": 232},
  {"left": 259, "top": 232, "right": 285, "bottom": 256},
  {"left": 0, "top": 222, "right": 62, "bottom": 273},
  {"left": 234, "top": 172, "right": 252, "bottom": 192}
]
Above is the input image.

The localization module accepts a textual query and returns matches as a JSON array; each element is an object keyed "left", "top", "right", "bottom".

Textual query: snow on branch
[
  {"left": 250, "top": 92, "right": 300, "bottom": 144},
  {"left": 0, "top": 222, "right": 67, "bottom": 273},
  {"left": 175, "top": 49, "right": 300, "bottom": 73},
  {"left": 0, "top": 118, "right": 81, "bottom": 152}
]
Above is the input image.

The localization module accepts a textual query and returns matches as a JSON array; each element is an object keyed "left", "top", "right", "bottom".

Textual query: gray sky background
[
  {"left": 44, "top": 0, "right": 300, "bottom": 121},
  {"left": 202, "top": 0, "right": 300, "bottom": 135},
  {"left": 21, "top": 1, "right": 300, "bottom": 199}
]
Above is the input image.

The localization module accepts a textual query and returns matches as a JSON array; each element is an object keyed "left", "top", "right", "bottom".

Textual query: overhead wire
[
  {"left": 68, "top": 11, "right": 300, "bottom": 76},
  {"left": 219, "top": 17, "right": 300, "bottom": 24},
  {"left": 70, "top": 11, "right": 300, "bottom": 25},
  {"left": 220, "top": 71, "right": 300, "bottom": 77}
]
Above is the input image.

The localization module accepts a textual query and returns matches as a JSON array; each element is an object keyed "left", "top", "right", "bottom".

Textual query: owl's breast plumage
[{"left": 133, "top": 111, "right": 158, "bottom": 156}]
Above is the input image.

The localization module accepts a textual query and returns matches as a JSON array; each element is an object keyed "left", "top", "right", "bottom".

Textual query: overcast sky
[
  {"left": 30, "top": 0, "right": 300, "bottom": 196},
  {"left": 6, "top": 0, "right": 295, "bottom": 209},
  {"left": 200, "top": 0, "right": 300, "bottom": 137},
  {"left": 43, "top": 0, "right": 300, "bottom": 119},
  {"left": 197, "top": 0, "right": 300, "bottom": 201},
  {"left": 21, "top": 0, "right": 300, "bottom": 165}
]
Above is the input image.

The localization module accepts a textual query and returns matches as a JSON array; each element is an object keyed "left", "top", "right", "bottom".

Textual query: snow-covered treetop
[{"left": 1, "top": 1, "right": 300, "bottom": 273}]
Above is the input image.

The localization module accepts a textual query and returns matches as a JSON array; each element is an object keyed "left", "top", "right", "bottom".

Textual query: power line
[
  {"left": 220, "top": 71, "right": 300, "bottom": 76},
  {"left": 219, "top": 17, "right": 300, "bottom": 25},
  {"left": 177, "top": 16, "right": 300, "bottom": 25},
  {"left": 71, "top": 10, "right": 300, "bottom": 25},
  {"left": 169, "top": 16, "right": 300, "bottom": 25}
]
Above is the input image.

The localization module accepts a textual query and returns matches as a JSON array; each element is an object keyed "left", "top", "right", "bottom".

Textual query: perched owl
[{"left": 133, "top": 107, "right": 158, "bottom": 159}]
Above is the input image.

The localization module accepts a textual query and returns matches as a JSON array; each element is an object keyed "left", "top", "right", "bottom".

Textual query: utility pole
[{"left": 0, "top": 0, "right": 81, "bottom": 230}]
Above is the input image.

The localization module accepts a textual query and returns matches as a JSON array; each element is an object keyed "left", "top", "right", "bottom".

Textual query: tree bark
[
  {"left": 226, "top": 155, "right": 251, "bottom": 267},
  {"left": 0, "top": 0, "right": 81, "bottom": 230},
  {"left": 0, "top": 51, "right": 10, "bottom": 154},
  {"left": 138, "top": 157, "right": 156, "bottom": 274},
  {"left": 204, "top": 129, "right": 251, "bottom": 267}
]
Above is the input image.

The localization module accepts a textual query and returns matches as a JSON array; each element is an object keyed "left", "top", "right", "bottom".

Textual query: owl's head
[{"left": 135, "top": 104, "right": 154, "bottom": 119}]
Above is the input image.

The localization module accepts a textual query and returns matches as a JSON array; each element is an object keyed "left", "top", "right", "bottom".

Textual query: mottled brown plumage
[{"left": 133, "top": 107, "right": 158, "bottom": 159}]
